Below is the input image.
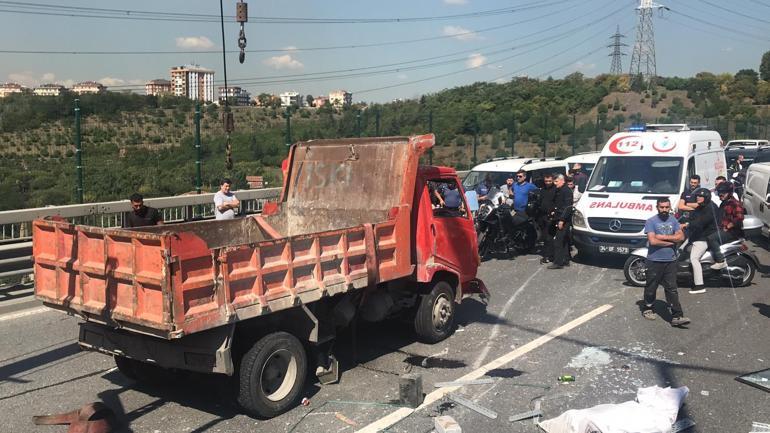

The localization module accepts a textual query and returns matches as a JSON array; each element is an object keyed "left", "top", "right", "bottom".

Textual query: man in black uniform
[
  {"left": 124, "top": 193, "right": 163, "bottom": 228},
  {"left": 537, "top": 173, "right": 556, "bottom": 247},
  {"left": 542, "top": 174, "right": 574, "bottom": 269}
]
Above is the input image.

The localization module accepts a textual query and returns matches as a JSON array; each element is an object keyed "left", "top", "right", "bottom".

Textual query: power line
[
  {"left": 102, "top": 0, "right": 615, "bottom": 90},
  {"left": 697, "top": 0, "right": 770, "bottom": 25},
  {"left": 608, "top": 25, "right": 627, "bottom": 75},
  {"left": 668, "top": 9, "right": 770, "bottom": 42},
  {"left": 0, "top": 0, "right": 582, "bottom": 55},
  {"left": 0, "top": 0, "right": 572, "bottom": 24},
  {"left": 354, "top": 5, "right": 632, "bottom": 95},
  {"left": 536, "top": 26, "right": 635, "bottom": 78}
]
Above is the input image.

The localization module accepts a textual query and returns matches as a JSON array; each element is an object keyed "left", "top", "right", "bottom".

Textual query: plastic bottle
[{"left": 558, "top": 375, "right": 575, "bottom": 382}]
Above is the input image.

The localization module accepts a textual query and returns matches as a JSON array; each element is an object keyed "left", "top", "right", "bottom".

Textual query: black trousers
[
  {"left": 643, "top": 260, "right": 683, "bottom": 317},
  {"left": 543, "top": 221, "right": 570, "bottom": 265},
  {"left": 706, "top": 230, "right": 738, "bottom": 262}
]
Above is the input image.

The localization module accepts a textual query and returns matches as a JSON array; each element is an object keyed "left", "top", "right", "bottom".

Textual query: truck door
[{"left": 428, "top": 178, "right": 479, "bottom": 279}]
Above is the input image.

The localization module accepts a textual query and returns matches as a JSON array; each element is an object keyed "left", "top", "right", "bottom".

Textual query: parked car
[{"left": 743, "top": 161, "right": 770, "bottom": 239}]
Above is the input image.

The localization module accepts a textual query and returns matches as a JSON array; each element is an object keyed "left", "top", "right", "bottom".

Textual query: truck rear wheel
[
  {"left": 238, "top": 332, "right": 307, "bottom": 419},
  {"left": 414, "top": 281, "right": 455, "bottom": 343}
]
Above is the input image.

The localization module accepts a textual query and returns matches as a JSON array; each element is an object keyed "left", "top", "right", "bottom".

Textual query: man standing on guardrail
[
  {"left": 124, "top": 193, "right": 163, "bottom": 228},
  {"left": 215, "top": 178, "right": 240, "bottom": 220}
]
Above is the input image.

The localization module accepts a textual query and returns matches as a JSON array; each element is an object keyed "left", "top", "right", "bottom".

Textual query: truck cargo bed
[{"left": 34, "top": 135, "right": 431, "bottom": 339}]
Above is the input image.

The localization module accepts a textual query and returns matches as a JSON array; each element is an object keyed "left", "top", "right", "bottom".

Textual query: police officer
[{"left": 542, "top": 174, "right": 574, "bottom": 269}]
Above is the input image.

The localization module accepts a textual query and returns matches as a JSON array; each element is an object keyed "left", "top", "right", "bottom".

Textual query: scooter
[{"left": 623, "top": 237, "right": 759, "bottom": 287}]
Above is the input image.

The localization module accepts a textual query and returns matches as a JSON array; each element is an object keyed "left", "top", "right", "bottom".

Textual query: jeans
[
  {"left": 644, "top": 260, "right": 684, "bottom": 317},
  {"left": 706, "top": 230, "right": 738, "bottom": 262},
  {"left": 690, "top": 241, "right": 708, "bottom": 286}
]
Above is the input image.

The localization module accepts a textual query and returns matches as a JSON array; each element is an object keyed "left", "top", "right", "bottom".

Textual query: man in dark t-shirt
[{"left": 124, "top": 193, "right": 163, "bottom": 228}]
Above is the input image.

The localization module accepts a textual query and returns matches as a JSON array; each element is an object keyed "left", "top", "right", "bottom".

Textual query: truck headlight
[{"left": 572, "top": 209, "right": 586, "bottom": 228}]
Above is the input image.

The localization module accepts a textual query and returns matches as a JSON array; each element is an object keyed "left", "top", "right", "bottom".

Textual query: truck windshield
[
  {"left": 462, "top": 171, "right": 515, "bottom": 190},
  {"left": 587, "top": 156, "right": 683, "bottom": 194}
]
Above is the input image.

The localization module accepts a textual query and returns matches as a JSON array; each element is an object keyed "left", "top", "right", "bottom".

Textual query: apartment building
[
  {"left": 145, "top": 79, "right": 172, "bottom": 96},
  {"left": 0, "top": 82, "right": 26, "bottom": 98},
  {"left": 218, "top": 86, "right": 251, "bottom": 106},
  {"left": 279, "top": 91, "right": 303, "bottom": 108},
  {"left": 170, "top": 65, "right": 215, "bottom": 102},
  {"left": 329, "top": 90, "right": 352, "bottom": 108},
  {"left": 33, "top": 84, "right": 67, "bottom": 96},
  {"left": 72, "top": 81, "right": 106, "bottom": 95}
]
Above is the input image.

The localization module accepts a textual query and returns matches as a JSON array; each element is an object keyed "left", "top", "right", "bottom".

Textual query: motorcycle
[
  {"left": 475, "top": 196, "right": 538, "bottom": 258},
  {"left": 623, "top": 237, "right": 759, "bottom": 288}
]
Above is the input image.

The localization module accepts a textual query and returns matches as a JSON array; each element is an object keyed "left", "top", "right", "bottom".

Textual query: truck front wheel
[
  {"left": 414, "top": 281, "right": 455, "bottom": 343},
  {"left": 238, "top": 332, "right": 307, "bottom": 419}
]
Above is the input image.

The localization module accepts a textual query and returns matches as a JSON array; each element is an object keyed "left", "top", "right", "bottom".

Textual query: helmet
[
  {"left": 693, "top": 187, "right": 711, "bottom": 204},
  {"left": 715, "top": 182, "right": 734, "bottom": 195}
]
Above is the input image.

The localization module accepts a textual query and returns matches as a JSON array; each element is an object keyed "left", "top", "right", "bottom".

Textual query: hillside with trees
[{"left": 1, "top": 50, "right": 769, "bottom": 211}]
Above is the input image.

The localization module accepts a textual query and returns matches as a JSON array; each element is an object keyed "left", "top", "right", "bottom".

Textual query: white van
[
  {"left": 462, "top": 153, "right": 600, "bottom": 190},
  {"left": 743, "top": 162, "right": 770, "bottom": 238},
  {"left": 571, "top": 124, "right": 727, "bottom": 255}
]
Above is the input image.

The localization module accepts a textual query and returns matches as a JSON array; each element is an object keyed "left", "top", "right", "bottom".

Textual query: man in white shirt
[{"left": 214, "top": 178, "right": 240, "bottom": 220}]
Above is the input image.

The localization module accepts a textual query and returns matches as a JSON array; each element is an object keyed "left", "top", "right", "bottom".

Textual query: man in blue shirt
[
  {"left": 642, "top": 198, "right": 690, "bottom": 326},
  {"left": 512, "top": 170, "right": 538, "bottom": 214},
  {"left": 475, "top": 175, "right": 493, "bottom": 202}
]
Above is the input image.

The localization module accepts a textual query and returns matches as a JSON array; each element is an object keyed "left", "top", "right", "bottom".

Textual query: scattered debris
[
  {"left": 434, "top": 415, "right": 462, "bottom": 433},
  {"left": 568, "top": 347, "right": 612, "bottom": 369},
  {"left": 33, "top": 402, "right": 115, "bottom": 433},
  {"left": 447, "top": 394, "right": 498, "bottom": 419},
  {"left": 509, "top": 409, "right": 543, "bottom": 422},
  {"left": 677, "top": 352, "right": 685, "bottom": 356},
  {"left": 558, "top": 375, "right": 576, "bottom": 383},
  {"left": 751, "top": 421, "right": 770, "bottom": 432},
  {"left": 671, "top": 418, "right": 695, "bottom": 432},
  {"left": 301, "top": 397, "right": 310, "bottom": 406},
  {"left": 399, "top": 373, "right": 425, "bottom": 408},
  {"left": 334, "top": 412, "right": 357, "bottom": 427},
  {"left": 434, "top": 378, "right": 495, "bottom": 388},
  {"left": 700, "top": 390, "right": 709, "bottom": 396},
  {"left": 736, "top": 368, "right": 770, "bottom": 393}
]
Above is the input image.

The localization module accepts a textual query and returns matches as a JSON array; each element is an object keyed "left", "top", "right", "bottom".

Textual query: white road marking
[
  {"left": 471, "top": 267, "right": 542, "bottom": 369},
  {"left": 354, "top": 304, "right": 614, "bottom": 433},
  {"left": 0, "top": 306, "right": 49, "bottom": 322}
]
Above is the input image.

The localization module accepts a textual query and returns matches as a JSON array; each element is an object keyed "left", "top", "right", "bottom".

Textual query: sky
[{"left": 0, "top": 0, "right": 768, "bottom": 103}]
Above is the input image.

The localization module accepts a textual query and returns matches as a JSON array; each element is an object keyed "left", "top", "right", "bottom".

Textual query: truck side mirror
[{"left": 766, "top": 193, "right": 770, "bottom": 204}]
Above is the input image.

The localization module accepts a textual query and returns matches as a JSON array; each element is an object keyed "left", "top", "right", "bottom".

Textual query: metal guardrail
[
  {"left": 0, "top": 169, "right": 469, "bottom": 292},
  {"left": 0, "top": 187, "right": 282, "bottom": 286}
]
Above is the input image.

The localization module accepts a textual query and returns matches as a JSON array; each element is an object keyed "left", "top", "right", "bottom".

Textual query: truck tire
[
  {"left": 238, "top": 332, "right": 307, "bottom": 419},
  {"left": 414, "top": 281, "right": 455, "bottom": 343},
  {"left": 114, "top": 355, "right": 138, "bottom": 381}
]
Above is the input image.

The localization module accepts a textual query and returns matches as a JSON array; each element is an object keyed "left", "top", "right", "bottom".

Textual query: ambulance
[{"left": 571, "top": 124, "right": 727, "bottom": 256}]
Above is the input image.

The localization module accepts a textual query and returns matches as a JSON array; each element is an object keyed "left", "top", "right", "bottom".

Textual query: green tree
[{"left": 761, "top": 50, "right": 770, "bottom": 81}]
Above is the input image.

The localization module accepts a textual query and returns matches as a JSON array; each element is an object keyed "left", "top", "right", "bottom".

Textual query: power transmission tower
[
  {"left": 608, "top": 26, "right": 627, "bottom": 75},
  {"left": 629, "top": 0, "right": 668, "bottom": 88}
]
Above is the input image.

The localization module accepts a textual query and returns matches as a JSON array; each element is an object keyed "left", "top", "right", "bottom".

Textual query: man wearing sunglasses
[{"left": 511, "top": 170, "right": 538, "bottom": 214}]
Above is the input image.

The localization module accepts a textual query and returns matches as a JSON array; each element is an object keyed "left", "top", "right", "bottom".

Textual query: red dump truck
[{"left": 33, "top": 134, "right": 488, "bottom": 418}]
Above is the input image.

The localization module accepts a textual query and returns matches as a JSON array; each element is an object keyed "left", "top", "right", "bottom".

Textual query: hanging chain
[{"left": 236, "top": 1, "right": 248, "bottom": 64}]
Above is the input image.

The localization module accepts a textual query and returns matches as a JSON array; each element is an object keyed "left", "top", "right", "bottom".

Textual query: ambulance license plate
[{"left": 598, "top": 245, "right": 629, "bottom": 254}]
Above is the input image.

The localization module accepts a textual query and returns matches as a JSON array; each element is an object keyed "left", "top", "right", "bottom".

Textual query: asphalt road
[{"left": 1, "top": 242, "right": 769, "bottom": 433}]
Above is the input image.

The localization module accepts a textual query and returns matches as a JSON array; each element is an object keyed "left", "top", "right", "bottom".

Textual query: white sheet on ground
[{"left": 538, "top": 386, "right": 689, "bottom": 433}]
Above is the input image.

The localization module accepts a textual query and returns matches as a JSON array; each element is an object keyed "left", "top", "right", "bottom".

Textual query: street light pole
[
  {"left": 194, "top": 102, "right": 202, "bottom": 194},
  {"left": 284, "top": 108, "right": 292, "bottom": 146},
  {"left": 74, "top": 99, "right": 83, "bottom": 204},
  {"left": 428, "top": 110, "right": 433, "bottom": 165}
]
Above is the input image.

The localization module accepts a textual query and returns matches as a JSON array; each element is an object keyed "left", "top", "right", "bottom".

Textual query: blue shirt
[
  {"left": 475, "top": 182, "right": 491, "bottom": 197},
  {"left": 441, "top": 185, "right": 462, "bottom": 209},
  {"left": 512, "top": 182, "right": 538, "bottom": 213},
  {"left": 644, "top": 214, "right": 681, "bottom": 262}
]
